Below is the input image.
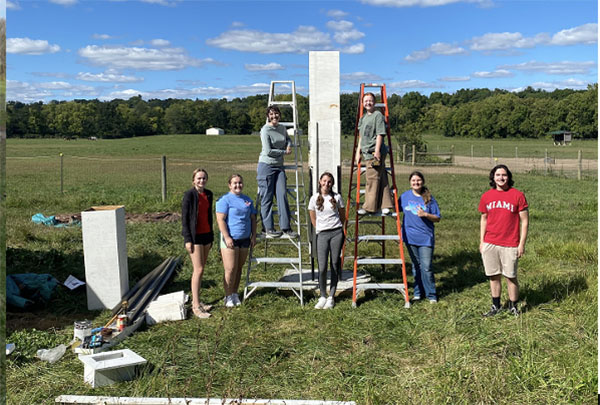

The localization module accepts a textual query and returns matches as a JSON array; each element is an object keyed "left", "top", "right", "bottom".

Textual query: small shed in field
[
  {"left": 549, "top": 130, "right": 573, "bottom": 146},
  {"left": 206, "top": 127, "right": 224, "bottom": 135}
]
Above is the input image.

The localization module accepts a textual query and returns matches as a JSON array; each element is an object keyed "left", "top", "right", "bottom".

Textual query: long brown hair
[
  {"left": 316, "top": 172, "right": 337, "bottom": 211},
  {"left": 409, "top": 171, "right": 431, "bottom": 205}
]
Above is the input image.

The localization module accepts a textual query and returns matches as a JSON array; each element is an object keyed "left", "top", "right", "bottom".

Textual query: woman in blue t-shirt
[
  {"left": 399, "top": 171, "right": 441, "bottom": 303},
  {"left": 216, "top": 174, "right": 257, "bottom": 308}
]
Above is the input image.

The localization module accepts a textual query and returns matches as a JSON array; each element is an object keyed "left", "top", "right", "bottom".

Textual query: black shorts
[
  {"left": 220, "top": 233, "right": 251, "bottom": 249},
  {"left": 194, "top": 232, "right": 214, "bottom": 246}
]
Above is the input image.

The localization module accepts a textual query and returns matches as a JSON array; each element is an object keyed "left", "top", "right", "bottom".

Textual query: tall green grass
[{"left": 6, "top": 136, "right": 597, "bottom": 404}]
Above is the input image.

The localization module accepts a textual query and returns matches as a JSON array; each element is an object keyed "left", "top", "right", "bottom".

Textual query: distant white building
[{"left": 206, "top": 127, "right": 224, "bottom": 135}]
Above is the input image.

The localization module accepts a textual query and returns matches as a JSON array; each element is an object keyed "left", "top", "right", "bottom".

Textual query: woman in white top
[{"left": 308, "top": 172, "right": 346, "bottom": 309}]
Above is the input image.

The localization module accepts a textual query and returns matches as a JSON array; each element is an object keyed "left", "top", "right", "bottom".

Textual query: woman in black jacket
[{"left": 182, "top": 168, "right": 214, "bottom": 318}]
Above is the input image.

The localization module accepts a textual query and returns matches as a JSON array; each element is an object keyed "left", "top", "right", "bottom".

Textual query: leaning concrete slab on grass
[
  {"left": 78, "top": 349, "right": 146, "bottom": 388},
  {"left": 145, "top": 290, "right": 188, "bottom": 325},
  {"left": 81, "top": 205, "right": 129, "bottom": 310},
  {"left": 56, "top": 395, "right": 357, "bottom": 404}
]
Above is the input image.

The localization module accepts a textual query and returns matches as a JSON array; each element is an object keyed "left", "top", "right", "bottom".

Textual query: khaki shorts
[{"left": 481, "top": 242, "right": 518, "bottom": 278}]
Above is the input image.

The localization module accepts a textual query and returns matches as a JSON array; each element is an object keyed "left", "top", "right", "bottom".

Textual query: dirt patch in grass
[
  {"left": 55, "top": 211, "right": 181, "bottom": 224},
  {"left": 7, "top": 310, "right": 91, "bottom": 333}
]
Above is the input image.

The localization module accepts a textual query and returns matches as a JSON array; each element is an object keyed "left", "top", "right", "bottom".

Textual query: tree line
[{"left": 7, "top": 84, "right": 597, "bottom": 139}]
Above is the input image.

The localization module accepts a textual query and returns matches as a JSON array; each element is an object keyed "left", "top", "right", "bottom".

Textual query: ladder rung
[
  {"left": 356, "top": 258, "right": 403, "bottom": 265},
  {"left": 283, "top": 165, "right": 301, "bottom": 170},
  {"left": 279, "top": 122, "right": 295, "bottom": 127},
  {"left": 269, "top": 101, "right": 295, "bottom": 106},
  {"left": 374, "top": 103, "right": 386, "bottom": 108},
  {"left": 246, "top": 281, "right": 303, "bottom": 288},
  {"left": 252, "top": 257, "right": 301, "bottom": 264},
  {"left": 358, "top": 235, "right": 400, "bottom": 241},
  {"left": 356, "top": 283, "right": 405, "bottom": 291}
]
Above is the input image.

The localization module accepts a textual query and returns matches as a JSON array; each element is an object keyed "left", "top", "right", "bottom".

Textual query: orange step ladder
[{"left": 341, "top": 83, "right": 410, "bottom": 308}]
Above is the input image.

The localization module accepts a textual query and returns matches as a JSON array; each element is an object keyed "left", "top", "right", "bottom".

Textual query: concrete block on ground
[
  {"left": 81, "top": 205, "right": 129, "bottom": 311},
  {"left": 79, "top": 349, "right": 147, "bottom": 388},
  {"left": 145, "top": 291, "right": 188, "bottom": 325}
]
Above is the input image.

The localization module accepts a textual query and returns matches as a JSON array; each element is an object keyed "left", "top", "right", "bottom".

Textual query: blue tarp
[
  {"left": 32, "top": 213, "right": 80, "bottom": 227},
  {"left": 7, "top": 273, "right": 60, "bottom": 309}
]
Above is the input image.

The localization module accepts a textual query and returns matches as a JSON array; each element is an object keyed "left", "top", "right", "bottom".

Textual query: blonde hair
[{"left": 192, "top": 168, "right": 208, "bottom": 181}]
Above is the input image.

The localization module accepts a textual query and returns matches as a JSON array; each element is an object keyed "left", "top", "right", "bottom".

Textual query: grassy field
[{"left": 5, "top": 135, "right": 598, "bottom": 404}]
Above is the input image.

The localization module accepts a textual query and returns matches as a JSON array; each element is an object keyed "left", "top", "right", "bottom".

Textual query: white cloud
[
  {"left": 140, "top": 0, "right": 180, "bottom": 6},
  {"left": 472, "top": 69, "right": 513, "bottom": 78},
  {"left": 7, "top": 38, "right": 61, "bottom": 55},
  {"left": 360, "top": 0, "right": 491, "bottom": 7},
  {"left": 92, "top": 33, "right": 114, "bottom": 40},
  {"left": 327, "top": 9, "right": 349, "bottom": 18},
  {"left": 7, "top": 79, "right": 98, "bottom": 102},
  {"left": 341, "top": 71, "right": 385, "bottom": 85},
  {"left": 405, "top": 42, "right": 467, "bottom": 61},
  {"left": 207, "top": 26, "right": 333, "bottom": 54},
  {"left": 49, "top": 0, "right": 77, "bottom": 5},
  {"left": 245, "top": 63, "right": 284, "bottom": 72},
  {"left": 341, "top": 43, "right": 365, "bottom": 54},
  {"left": 7, "top": 1, "right": 20, "bottom": 10},
  {"left": 389, "top": 79, "right": 441, "bottom": 89},
  {"left": 78, "top": 45, "right": 218, "bottom": 71},
  {"left": 231, "top": 21, "right": 245, "bottom": 28},
  {"left": 551, "top": 23, "right": 597, "bottom": 45},
  {"left": 522, "top": 78, "right": 589, "bottom": 91},
  {"left": 326, "top": 20, "right": 365, "bottom": 44},
  {"left": 150, "top": 39, "right": 171, "bottom": 47},
  {"left": 470, "top": 32, "right": 549, "bottom": 51},
  {"left": 498, "top": 60, "right": 597, "bottom": 75},
  {"left": 77, "top": 71, "right": 144, "bottom": 83},
  {"left": 439, "top": 76, "right": 470, "bottom": 82}
]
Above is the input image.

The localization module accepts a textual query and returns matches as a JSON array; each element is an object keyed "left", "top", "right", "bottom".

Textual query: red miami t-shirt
[
  {"left": 478, "top": 188, "right": 528, "bottom": 247},
  {"left": 195, "top": 192, "right": 211, "bottom": 234}
]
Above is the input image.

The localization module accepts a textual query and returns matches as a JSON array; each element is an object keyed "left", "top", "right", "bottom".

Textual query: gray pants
[
  {"left": 316, "top": 227, "right": 344, "bottom": 298},
  {"left": 257, "top": 162, "right": 291, "bottom": 231}
]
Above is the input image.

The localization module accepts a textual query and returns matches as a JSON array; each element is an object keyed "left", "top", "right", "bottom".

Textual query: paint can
[
  {"left": 73, "top": 320, "right": 92, "bottom": 341},
  {"left": 116, "top": 315, "right": 127, "bottom": 331}
]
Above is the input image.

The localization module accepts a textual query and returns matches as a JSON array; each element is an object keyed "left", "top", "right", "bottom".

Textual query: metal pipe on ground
[
  {"left": 110, "top": 257, "right": 173, "bottom": 317},
  {"left": 126, "top": 257, "right": 180, "bottom": 324},
  {"left": 120, "top": 257, "right": 175, "bottom": 316}
]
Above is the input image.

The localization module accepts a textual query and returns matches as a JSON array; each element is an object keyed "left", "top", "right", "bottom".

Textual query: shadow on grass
[
  {"left": 521, "top": 274, "right": 588, "bottom": 308},
  {"left": 434, "top": 249, "right": 488, "bottom": 295},
  {"left": 6, "top": 247, "right": 172, "bottom": 331}
]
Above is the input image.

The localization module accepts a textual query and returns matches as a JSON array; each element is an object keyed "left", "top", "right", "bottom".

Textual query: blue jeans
[
  {"left": 406, "top": 244, "right": 437, "bottom": 300},
  {"left": 257, "top": 162, "right": 291, "bottom": 231}
]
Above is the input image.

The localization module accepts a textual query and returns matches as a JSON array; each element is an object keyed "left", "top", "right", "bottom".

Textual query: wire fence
[{"left": 8, "top": 145, "right": 597, "bottom": 205}]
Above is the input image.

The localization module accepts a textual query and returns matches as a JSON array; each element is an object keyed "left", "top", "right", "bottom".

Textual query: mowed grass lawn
[{"left": 6, "top": 135, "right": 598, "bottom": 404}]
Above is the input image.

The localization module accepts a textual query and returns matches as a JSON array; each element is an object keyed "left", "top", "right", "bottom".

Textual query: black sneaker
[
  {"left": 266, "top": 229, "right": 282, "bottom": 238},
  {"left": 508, "top": 306, "right": 520, "bottom": 316},
  {"left": 483, "top": 304, "right": 501, "bottom": 317}
]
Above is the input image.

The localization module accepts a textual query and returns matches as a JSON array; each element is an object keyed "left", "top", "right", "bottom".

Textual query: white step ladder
[{"left": 244, "top": 81, "right": 312, "bottom": 305}]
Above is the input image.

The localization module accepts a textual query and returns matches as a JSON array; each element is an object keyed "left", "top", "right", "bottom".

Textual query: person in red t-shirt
[
  {"left": 478, "top": 165, "right": 529, "bottom": 317},
  {"left": 182, "top": 168, "right": 214, "bottom": 319}
]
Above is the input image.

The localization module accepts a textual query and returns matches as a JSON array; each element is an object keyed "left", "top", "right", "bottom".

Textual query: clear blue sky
[{"left": 4, "top": 0, "right": 598, "bottom": 102}]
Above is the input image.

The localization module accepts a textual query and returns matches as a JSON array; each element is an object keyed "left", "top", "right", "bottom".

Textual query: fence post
[
  {"left": 544, "top": 149, "right": 548, "bottom": 175},
  {"left": 451, "top": 144, "right": 455, "bottom": 164},
  {"left": 411, "top": 144, "right": 416, "bottom": 166},
  {"left": 59, "top": 152, "right": 64, "bottom": 194},
  {"left": 577, "top": 150, "right": 582, "bottom": 180},
  {"left": 515, "top": 146, "right": 518, "bottom": 172},
  {"left": 470, "top": 144, "right": 473, "bottom": 165},
  {"left": 402, "top": 144, "right": 406, "bottom": 162},
  {"left": 161, "top": 155, "right": 167, "bottom": 202},
  {"left": 490, "top": 145, "right": 494, "bottom": 164}
]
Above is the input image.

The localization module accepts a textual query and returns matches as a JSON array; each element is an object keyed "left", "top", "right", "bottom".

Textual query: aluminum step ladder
[
  {"left": 341, "top": 83, "right": 410, "bottom": 308},
  {"left": 244, "top": 80, "right": 312, "bottom": 305}
]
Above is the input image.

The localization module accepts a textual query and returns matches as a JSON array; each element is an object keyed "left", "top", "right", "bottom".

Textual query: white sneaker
[
  {"left": 314, "top": 297, "right": 327, "bottom": 309},
  {"left": 224, "top": 295, "right": 235, "bottom": 308},
  {"left": 357, "top": 208, "right": 367, "bottom": 215},
  {"left": 232, "top": 293, "right": 242, "bottom": 306},
  {"left": 381, "top": 208, "right": 391, "bottom": 215},
  {"left": 323, "top": 297, "right": 335, "bottom": 309}
]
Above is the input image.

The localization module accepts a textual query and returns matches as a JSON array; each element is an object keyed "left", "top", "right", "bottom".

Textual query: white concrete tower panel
[{"left": 308, "top": 51, "right": 341, "bottom": 195}]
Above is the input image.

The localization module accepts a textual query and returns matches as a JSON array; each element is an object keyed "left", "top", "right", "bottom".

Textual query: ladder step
[
  {"left": 269, "top": 101, "right": 295, "bottom": 106},
  {"left": 246, "top": 281, "right": 303, "bottom": 288},
  {"left": 355, "top": 167, "right": 393, "bottom": 173},
  {"left": 283, "top": 165, "right": 301, "bottom": 170},
  {"left": 252, "top": 257, "right": 301, "bottom": 264},
  {"left": 374, "top": 103, "right": 386, "bottom": 108},
  {"left": 344, "top": 257, "right": 403, "bottom": 265},
  {"left": 358, "top": 235, "right": 400, "bottom": 241},
  {"left": 279, "top": 122, "right": 295, "bottom": 127},
  {"left": 356, "top": 283, "right": 406, "bottom": 291}
]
